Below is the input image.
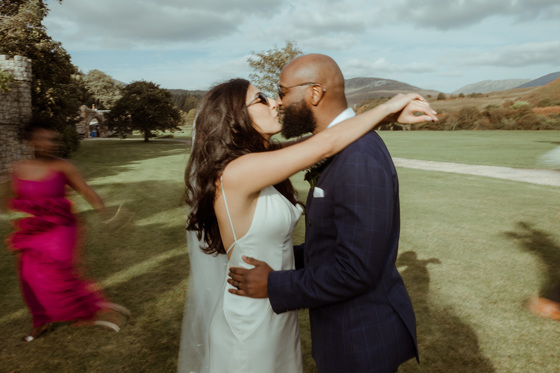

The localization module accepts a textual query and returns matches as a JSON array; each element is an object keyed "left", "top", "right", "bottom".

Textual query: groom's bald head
[
  {"left": 281, "top": 54, "right": 346, "bottom": 104},
  {"left": 279, "top": 54, "right": 348, "bottom": 133}
]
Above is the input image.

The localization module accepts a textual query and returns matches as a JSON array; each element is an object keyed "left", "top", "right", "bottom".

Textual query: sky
[{"left": 43, "top": 0, "right": 560, "bottom": 93}]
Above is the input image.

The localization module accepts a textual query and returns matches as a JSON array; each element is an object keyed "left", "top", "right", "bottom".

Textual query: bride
[{"left": 179, "top": 78, "right": 434, "bottom": 372}]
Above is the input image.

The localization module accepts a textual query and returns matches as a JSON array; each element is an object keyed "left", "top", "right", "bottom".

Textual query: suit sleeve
[
  {"left": 268, "top": 150, "right": 396, "bottom": 312},
  {"left": 293, "top": 243, "right": 305, "bottom": 270}
]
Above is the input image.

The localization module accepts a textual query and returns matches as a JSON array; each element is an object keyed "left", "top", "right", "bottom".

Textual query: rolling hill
[
  {"left": 451, "top": 72, "right": 560, "bottom": 95},
  {"left": 344, "top": 77, "right": 440, "bottom": 106},
  {"left": 165, "top": 72, "right": 560, "bottom": 110},
  {"left": 452, "top": 79, "right": 531, "bottom": 95},
  {"left": 517, "top": 72, "right": 560, "bottom": 88},
  {"left": 521, "top": 77, "right": 560, "bottom": 105}
]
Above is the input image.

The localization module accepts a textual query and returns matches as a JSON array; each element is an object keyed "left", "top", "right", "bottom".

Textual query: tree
[
  {"left": 0, "top": 0, "right": 83, "bottom": 156},
  {"left": 169, "top": 89, "right": 204, "bottom": 112},
  {"left": 247, "top": 40, "right": 303, "bottom": 96},
  {"left": 83, "top": 69, "right": 122, "bottom": 109},
  {"left": 106, "top": 81, "right": 182, "bottom": 142},
  {"left": 72, "top": 72, "right": 96, "bottom": 108}
]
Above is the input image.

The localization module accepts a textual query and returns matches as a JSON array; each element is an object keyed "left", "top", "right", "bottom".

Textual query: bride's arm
[
  {"left": 274, "top": 134, "right": 312, "bottom": 148},
  {"left": 224, "top": 93, "right": 437, "bottom": 194}
]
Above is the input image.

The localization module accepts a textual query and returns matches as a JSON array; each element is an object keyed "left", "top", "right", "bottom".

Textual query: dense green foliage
[
  {"left": 0, "top": 69, "right": 14, "bottom": 92},
  {"left": 105, "top": 81, "right": 182, "bottom": 141},
  {"left": 248, "top": 40, "right": 303, "bottom": 96},
  {"left": 433, "top": 102, "right": 560, "bottom": 131},
  {"left": 83, "top": 69, "right": 122, "bottom": 110},
  {"left": 359, "top": 97, "right": 560, "bottom": 131},
  {"left": 0, "top": 0, "right": 84, "bottom": 156},
  {"left": 168, "top": 89, "right": 204, "bottom": 113}
]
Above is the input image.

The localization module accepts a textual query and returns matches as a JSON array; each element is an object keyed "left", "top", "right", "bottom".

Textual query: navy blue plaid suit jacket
[{"left": 268, "top": 130, "right": 418, "bottom": 373}]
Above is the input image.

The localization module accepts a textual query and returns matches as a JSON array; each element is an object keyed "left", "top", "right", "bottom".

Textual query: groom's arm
[
  {"left": 293, "top": 243, "right": 305, "bottom": 270},
  {"left": 267, "top": 148, "right": 396, "bottom": 312},
  {"left": 226, "top": 243, "right": 305, "bottom": 297},
  {"left": 228, "top": 146, "right": 395, "bottom": 307}
]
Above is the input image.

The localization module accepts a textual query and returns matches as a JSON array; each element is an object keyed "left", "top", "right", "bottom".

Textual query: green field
[
  {"left": 1, "top": 131, "right": 560, "bottom": 372},
  {"left": 378, "top": 130, "right": 560, "bottom": 168}
]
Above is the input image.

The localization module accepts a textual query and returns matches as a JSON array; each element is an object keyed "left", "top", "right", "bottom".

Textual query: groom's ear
[{"left": 310, "top": 85, "right": 326, "bottom": 106}]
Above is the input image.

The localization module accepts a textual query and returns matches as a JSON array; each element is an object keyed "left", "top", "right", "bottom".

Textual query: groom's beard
[{"left": 281, "top": 100, "right": 317, "bottom": 139}]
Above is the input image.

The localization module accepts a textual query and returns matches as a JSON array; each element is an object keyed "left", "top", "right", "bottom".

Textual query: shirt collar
[{"left": 326, "top": 108, "right": 356, "bottom": 128}]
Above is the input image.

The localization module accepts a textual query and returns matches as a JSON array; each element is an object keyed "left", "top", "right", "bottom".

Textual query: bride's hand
[
  {"left": 228, "top": 256, "right": 272, "bottom": 298},
  {"left": 396, "top": 99, "right": 438, "bottom": 124},
  {"left": 382, "top": 93, "right": 438, "bottom": 124}
]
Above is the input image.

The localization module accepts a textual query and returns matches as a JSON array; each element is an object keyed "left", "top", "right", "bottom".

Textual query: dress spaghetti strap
[{"left": 220, "top": 176, "right": 237, "bottom": 255}]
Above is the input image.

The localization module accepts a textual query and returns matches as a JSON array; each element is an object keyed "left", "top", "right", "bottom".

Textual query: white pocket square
[{"left": 313, "top": 187, "right": 325, "bottom": 198}]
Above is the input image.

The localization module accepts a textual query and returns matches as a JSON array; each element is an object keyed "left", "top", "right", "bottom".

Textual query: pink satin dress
[{"left": 8, "top": 170, "right": 105, "bottom": 328}]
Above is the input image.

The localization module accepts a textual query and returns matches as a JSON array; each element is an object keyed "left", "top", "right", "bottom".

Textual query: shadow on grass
[
  {"left": 504, "top": 221, "right": 560, "bottom": 298},
  {"left": 99, "top": 254, "right": 188, "bottom": 372},
  {"left": 76, "top": 178, "right": 186, "bottom": 222},
  {"left": 73, "top": 140, "right": 189, "bottom": 180},
  {"left": 0, "top": 210, "right": 188, "bottom": 369},
  {"left": 397, "top": 251, "right": 495, "bottom": 373},
  {"left": 537, "top": 141, "right": 560, "bottom": 145},
  {"left": 70, "top": 179, "right": 186, "bottom": 277},
  {"left": 0, "top": 252, "right": 189, "bottom": 373}
]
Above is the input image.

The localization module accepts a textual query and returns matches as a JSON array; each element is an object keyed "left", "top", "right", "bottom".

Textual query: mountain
[
  {"left": 517, "top": 72, "right": 560, "bottom": 88},
  {"left": 521, "top": 77, "right": 560, "bottom": 105},
  {"left": 452, "top": 79, "right": 531, "bottom": 95},
  {"left": 165, "top": 78, "right": 441, "bottom": 107},
  {"left": 344, "top": 77, "right": 440, "bottom": 106}
]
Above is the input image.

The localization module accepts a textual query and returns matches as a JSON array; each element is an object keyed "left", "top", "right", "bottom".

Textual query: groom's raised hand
[{"left": 228, "top": 256, "right": 272, "bottom": 298}]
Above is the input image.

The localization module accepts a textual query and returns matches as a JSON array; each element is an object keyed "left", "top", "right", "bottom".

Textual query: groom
[{"left": 229, "top": 54, "right": 420, "bottom": 372}]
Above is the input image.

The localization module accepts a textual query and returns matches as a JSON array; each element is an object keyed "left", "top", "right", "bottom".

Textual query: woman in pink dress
[{"left": 7, "top": 121, "right": 129, "bottom": 342}]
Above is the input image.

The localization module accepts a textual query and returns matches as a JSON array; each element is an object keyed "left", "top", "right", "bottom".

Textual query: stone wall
[{"left": 0, "top": 55, "right": 33, "bottom": 184}]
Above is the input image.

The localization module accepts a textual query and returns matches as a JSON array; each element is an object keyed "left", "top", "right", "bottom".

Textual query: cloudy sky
[{"left": 44, "top": 0, "right": 560, "bottom": 93}]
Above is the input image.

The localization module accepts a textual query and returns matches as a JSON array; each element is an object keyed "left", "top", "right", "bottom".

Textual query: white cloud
[
  {"left": 379, "top": 0, "right": 560, "bottom": 30},
  {"left": 343, "top": 57, "right": 436, "bottom": 78},
  {"left": 299, "top": 35, "right": 359, "bottom": 51},
  {"left": 251, "top": 1, "right": 371, "bottom": 54},
  {"left": 42, "top": 0, "right": 560, "bottom": 93},
  {"left": 44, "top": 0, "right": 282, "bottom": 49},
  {"left": 286, "top": 3, "right": 369, "bottom": 34},
  {"left": 452, "top": 41, "right": 560, "bottom": 67}
]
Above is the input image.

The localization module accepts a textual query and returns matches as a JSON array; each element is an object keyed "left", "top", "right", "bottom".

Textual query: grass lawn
[
  {"left": 378, "top": 130, "right": 560, "bottom": 169},
  {"left": 125, "top": 127, "right": 193, "bottom": 141},
  {"left": 1, "top": 131, "right": 560, "bottom": 372}
]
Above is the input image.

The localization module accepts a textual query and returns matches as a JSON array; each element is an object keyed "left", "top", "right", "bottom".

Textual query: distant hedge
[{"left": 357, "top": 98, "right": 560, "bottom": 131}]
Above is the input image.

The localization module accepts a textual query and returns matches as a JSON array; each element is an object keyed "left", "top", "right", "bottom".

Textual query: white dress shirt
[{"left": 327, "top": 107, "right": 356, "bottom": 128}]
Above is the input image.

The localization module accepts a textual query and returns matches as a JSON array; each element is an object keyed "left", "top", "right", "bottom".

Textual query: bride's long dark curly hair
[{"left": 185, "top": 78, "right": 297, "bottom": 256}]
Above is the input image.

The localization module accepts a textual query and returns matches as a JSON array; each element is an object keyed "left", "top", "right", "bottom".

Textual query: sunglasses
[
  {"left": 247, "top": 92, "right": 270, "bottom": 107},
  {"left": 277, "top": 82, "right": 319, "bottom": 99}
]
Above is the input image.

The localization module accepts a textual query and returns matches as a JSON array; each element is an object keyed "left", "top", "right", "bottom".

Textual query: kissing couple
[{"left": 179, "top": 54, "right": 437, "bottom": 373}]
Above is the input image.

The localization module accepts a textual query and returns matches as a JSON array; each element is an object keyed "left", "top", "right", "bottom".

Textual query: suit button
[
  {"left": 305, "top": 255, "right": 309, "bottom": 263},
  {"left": 307, "top": 219, "right": 311, "bottom": 226}
]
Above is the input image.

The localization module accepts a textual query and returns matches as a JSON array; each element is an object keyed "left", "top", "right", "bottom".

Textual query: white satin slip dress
[{"left": 207, "top": 181, "right": 303, "bottom": 373}]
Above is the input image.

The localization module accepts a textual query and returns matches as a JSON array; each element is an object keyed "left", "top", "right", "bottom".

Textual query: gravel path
[
  {"left": 84, "top": 139, "right": 559, "bottom": 187},
  {"left": 393, "top": 158, "right": 560, "bottom": 187}
]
